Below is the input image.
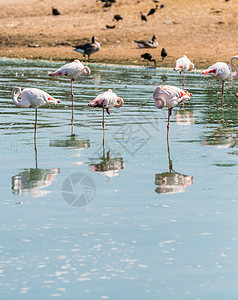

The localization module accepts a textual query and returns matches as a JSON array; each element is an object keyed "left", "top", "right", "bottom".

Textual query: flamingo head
[
  {"left": 153, "top": 86, "right": 166, "bottom": 109},
  {"left": 188, "top": 62, "right": 194, "bottom": 71},
  {"left": 82, "top": 66, "right": 91, "bottom": 76},
  {"left": 236, "top": 93, "right": 238, "bottom": 98},
  {"left": 114, "top": 97, "right": 124, "bottom": 108}
]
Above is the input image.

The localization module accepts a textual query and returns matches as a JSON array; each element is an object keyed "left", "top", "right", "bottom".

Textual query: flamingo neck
[
  {"left": 12, "top": 87, "right": 23, "bottom": 106},
  {"left": 231, "top": 56, "right": 238, "bottom": 79},
  {"left": 154, "top": 98, "right": 166, "bottom": 109}
]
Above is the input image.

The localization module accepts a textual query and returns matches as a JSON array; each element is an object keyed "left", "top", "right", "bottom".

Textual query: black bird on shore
[
  {"left": 147, "top": 5, "right": 158, "bottom": 16},
  {"left": 52, "top": 7, "right": 60, "bottom": 15},
  {"left": 161, "top": 48, "right": 168, "bottom": 61},
  {"left": 73, "top": 36, "right": 100, "bottom": 61},
  {"left": 160, "top": 4, "right": 166, "bottom": 8},
  {"left": 141, "top": 53, "right": 156, "bottom": 67},
  {"left": 113, "top": 14, "right": 123, "bottom": 21},
  {"left": 140, "top": 12, "right": 147, "bottom": 21},
  {"left": 106, "top": 24, "right": 116, "bottom": 29}
]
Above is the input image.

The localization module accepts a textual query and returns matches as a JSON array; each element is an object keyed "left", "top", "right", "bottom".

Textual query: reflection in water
[
  {"left": 12, "top": 149, "right": 60, "bottom": 197},
  {"left": 155, "top": 143, "right": 193, "bottom": 194},
  {"left": 89, "top": 144, "right": 125, "bottom": 178},
  {"left": 175, "top": 110, "right": 194, "bottom": 125},
  {"left": 50, "top": 136, "right": 90, "bottom": 149},
  {"left": 204, "top": 126, "right": 238, "bottom": 149}
]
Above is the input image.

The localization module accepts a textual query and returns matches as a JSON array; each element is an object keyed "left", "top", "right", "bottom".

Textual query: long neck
[
  {"left": 231, "top": 56, "right": 238, "bottom": 79},
  {"left": 12, "top": 87, "right": 22, "bottom": 106}
]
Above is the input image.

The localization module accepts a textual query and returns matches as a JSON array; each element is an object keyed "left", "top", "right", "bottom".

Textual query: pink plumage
[
  {"left": 201, "top": 55, "right": 238, "bottom": 105},
  {"left": 153, "top": 85, "right": 192, "bottom": 140},
  {"left": 174, "top": 55, "right": 194, "bottom": 90}
]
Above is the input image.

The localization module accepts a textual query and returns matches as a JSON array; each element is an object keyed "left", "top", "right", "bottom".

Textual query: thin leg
[
  {"left": 34, "top": 108, "right": 37, "bottom": 151},
  {"left": 102, "top": 108, "right": 105, "bottom": 145},
  {"left": 71, "top": 79, "right": 74, "bottom": 136},
  {"left": 167, "top": 108, "right": 172, "bottom": 142},
  {"left": 221, "top": 80, "right": 224, "bottom": 108},
  {"left": 182, "top": 72, "right": 185, "bottom": 89}
]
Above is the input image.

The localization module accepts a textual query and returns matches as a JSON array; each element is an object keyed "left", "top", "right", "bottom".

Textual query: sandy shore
[{"left": 0, "top": 0, "right": 238, "bottom": 68}]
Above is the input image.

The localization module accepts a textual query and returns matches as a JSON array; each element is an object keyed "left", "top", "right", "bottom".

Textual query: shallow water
[{"left": 0, "top": 58, "right": 238, "bottom": 299}]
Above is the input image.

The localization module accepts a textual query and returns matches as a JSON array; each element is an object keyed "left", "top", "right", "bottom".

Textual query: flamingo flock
[{"left": 11, "top": 54, "right": 238, "bottom": 147}]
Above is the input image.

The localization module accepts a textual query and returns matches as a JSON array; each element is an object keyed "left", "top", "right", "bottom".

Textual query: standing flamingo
[
  {"left": 88, "top": 89, "right": 124, "bottom": 142},
  {"left": 201, "top": 55, "right": 238, "bottom": 106},
  {"left": 174, "top": 55, "right": 194, "bottom": 90},
  {"left": 153, "top": 85, "right": 192, "bottom": 140},
  {"left": 49, "top": 60, "right": 91, "bottom": 136},
  {"left": 12, "top": 87, "right": 60, "bottom": 149}
]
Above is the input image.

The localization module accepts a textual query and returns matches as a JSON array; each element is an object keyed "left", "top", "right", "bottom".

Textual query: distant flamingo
[
  {"left": 49, "top": 60, "right": 91, "bottom": 135},
  {"left": 12, "top": 87, "right": 60, "bottom": 149},
  {"left": 88, "top": 89, "right": 124, "bottom": 141},
  {"left": 174, "top": 55, "right": 194, "bottom": 90},
  {"left": 153, "top": 85, "right": 192, "bottom": 140},
  {"left": 201, "top": 55, "right": 238, "bottom": 106}
]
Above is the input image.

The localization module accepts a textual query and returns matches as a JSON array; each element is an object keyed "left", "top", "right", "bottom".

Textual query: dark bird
[
  {"left": 160, "top": 3, "right": 166, "bottom": 8},
  {"left": 140, "top": 12, "right": 147, "bottom": 21},
  {"left": 113, "top": 14, "right": 123, "bottom": 21},
  {"left": 106, "top": 24, "right": 116, "bottom": 29},
  {"left": 147, "top": 5, "right": 158, "bottom": 16},
  {"left": 73, "top": 36, "right": 100, "bottom": 61},
  {"left": 161, "top": 48, "right": 168, "bottom": 61},
  {"left": 134, "top": 35, "right": 158, "bottom": 48},
  {"left": 153, "top": 0, "right": 159, "bottom": 3},
  {"left": 52, "top": 7, "right": 60, "bottom": 15},
  {"left": 141, "top": 53, "right": 156, "bottom": 68},
  {"left": 103, "top": 1, "right": 112, "bottom": 8}
]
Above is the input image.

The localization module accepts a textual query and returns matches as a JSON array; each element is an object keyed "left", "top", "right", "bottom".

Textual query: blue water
[{"left": 0, "top": 58, "right": 238, "bottom": 299}]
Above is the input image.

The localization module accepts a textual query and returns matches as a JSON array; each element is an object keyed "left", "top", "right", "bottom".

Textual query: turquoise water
[{"left": 0, "top": 58, "right": 238, "bottom": 299}]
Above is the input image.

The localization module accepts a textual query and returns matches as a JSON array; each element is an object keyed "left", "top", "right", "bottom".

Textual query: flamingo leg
[
  {"left": 102, "top": 108, "right": 105, "bottom": 144},
  {"left": 34, "top": 108, "right": 37, "bottom": 152},
  {"left": 71, "top": 78, "right": 75, "bottom": 136},
  {"left": 221, "top": 80, "right": 224, "bottom": 108},
  {"left": 182, "top": 72, "right": 185, "bottom": 89},
  {"left": 167, "top": 108, "right": 172, "bottom": 141}
]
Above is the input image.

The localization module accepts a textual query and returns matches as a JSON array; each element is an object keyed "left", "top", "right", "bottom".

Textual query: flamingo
[
  {"left": 174, "top": 55, "right": 194, "bottom": 90},
  {"left": 153, "top": 85, "right": 192, "bottom": 140},
  {"left": 88, "top": 89, "right": 124, "bottom": 141},
  {"left": 12, "top": 87, "right": 60, "bottom": 149},
  {"left": 49, "top": 60, "right": 91, "bottom": 135},
  {"left": 201, "top": 55, "right": 238, "bottom": 106}
]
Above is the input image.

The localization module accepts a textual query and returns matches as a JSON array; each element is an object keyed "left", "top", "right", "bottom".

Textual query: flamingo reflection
[
  {"left": 12, "top": 149, "right": 60, "bottom": 197},
  {"left": 175, "top": 110, "right": 194, "bottom": 125},
  {"left": 50, "top": 135, "right": 90, "bottom": 149},
  {"left": 155, "top": 142, "right": 193, "bottom": 194},
  {"left": 89, "top": 144, "right": 124, "bottom": 178}
]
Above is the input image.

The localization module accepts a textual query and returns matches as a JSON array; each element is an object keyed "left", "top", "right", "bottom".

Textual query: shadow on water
[{"left": 155, "top": 142, "right": 193, "bottom": 195}]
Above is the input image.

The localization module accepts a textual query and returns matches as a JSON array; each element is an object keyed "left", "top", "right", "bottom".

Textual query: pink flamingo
[
  {"left": 49, "top": 60, "right": 91, "bottom": 135},
  {"left": 12, "top": 87, "right": 60, "bottom": 149},
  {"left": 153, "top": 85, "right": 192, "bottom": 140},
  {"left": 88, "top": 89, "right": 124, "bottom": 141},
  {"left": 201, "top": 55, "right": 238, "bottom": 106},
  {"left": 174, "top": 55, "right": 194, "bottom": 90}
]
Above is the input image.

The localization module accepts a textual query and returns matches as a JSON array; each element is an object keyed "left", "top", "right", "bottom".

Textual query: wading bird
[
  {"left": 153, "top": 85, "right": 192, "bottom": 140},
  {"left": 141, "top": 53, "right": 156, "bottom": 68},
  {"left": 134, "top": 35, "right": 158, "bottom": 48},
  {"left": 174, "top": 55, "right": 194, "bottom": 89},
  {"left": 73, "top": 36, "right": 100, "bottom": 61},
  {"left": 12, "top": 87, "right": 60, "bottom": 149},
  {"left": 88, "top": 89, "right": 124, "bottom": 142},
  {"left": 161, "top": 48, "right": 168, "bottom": 65},
  {"left": 49, "top": 60, "right": 91, "bottom": 135},
  {"left": 201, "top": 55, "right": 238, "bottom": 106}
]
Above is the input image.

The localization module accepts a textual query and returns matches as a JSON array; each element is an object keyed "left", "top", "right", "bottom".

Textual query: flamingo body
[
  {"left": 48, "top": 60, "right": 91, "bottom": 79},
  {"left": 153, "top": 85, "right": 192, "bottom": 140},
  {"left": 12, "top": 87, "right": 60, "bottom": 108},
  {"left": 88, "top": 89, "right": 124, "bottom": 136},
  {"left": 153, "top": 85, "right": 192, "bottom": 109},
  {"left": 88, "top": 89, "right": 124, "bottom": 114},
  {"left": 174, "top": 55, "right": 194, "bottom": 73},
  {"left": 201, "top": 55, "right": 238, "bottom": 105}
]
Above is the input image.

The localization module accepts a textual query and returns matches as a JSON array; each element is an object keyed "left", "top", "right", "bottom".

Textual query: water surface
[{"left": 0, "top": 59, "right": 238, "bottom": 299}]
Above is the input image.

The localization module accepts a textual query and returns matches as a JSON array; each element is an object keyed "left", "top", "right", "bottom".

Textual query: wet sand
[{"left": 0, "top": 0, "right": 238, "bottom": 68}]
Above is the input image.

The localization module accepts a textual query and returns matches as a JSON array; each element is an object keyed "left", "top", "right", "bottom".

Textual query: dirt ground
[{"left": 0, "top": 0, "right": 238, "bottom": 68}]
